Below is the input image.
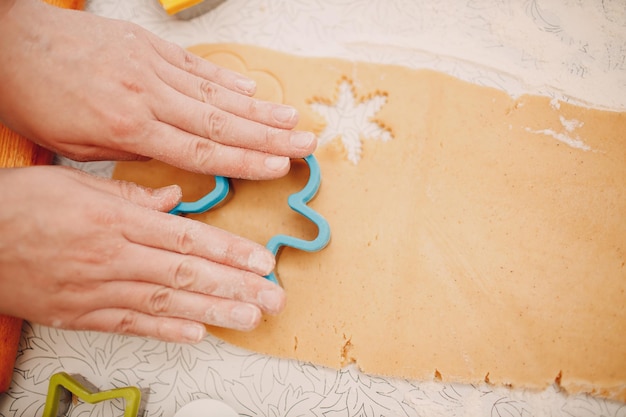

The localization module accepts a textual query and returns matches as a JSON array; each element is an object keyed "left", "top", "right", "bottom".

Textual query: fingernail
[
  {"left": 290, "top": 131, "right": 316, "bottom": 149},
  {"left": 182, "top": 323, "right": 206, "bottom": 343},
  {"left": 258, "top": 289, "right": 285, "bottom": 314},
  {"left": 272, "top": 106, "right": 297, "bottom": 124},
  {"left": 231, "top": 304, "right": 260, "bottom": 329},
  {"left": 235, "top": 78, "right": 256, "bottom": 94},
  {"left": 248, "top": 248, "right": 275, "bottom": 275},
  {"left": 264, "top": 156, "right": 289, "bottom": 171}
]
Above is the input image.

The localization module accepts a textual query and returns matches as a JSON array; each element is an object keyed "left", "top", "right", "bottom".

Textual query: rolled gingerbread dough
[{"left": 114, "top": 43, "right": 626, "bottom": 401}]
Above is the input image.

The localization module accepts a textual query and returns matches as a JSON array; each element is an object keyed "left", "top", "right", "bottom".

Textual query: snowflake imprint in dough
[{"left": 310, "top": 78, "right": 393, "bottom": 164}]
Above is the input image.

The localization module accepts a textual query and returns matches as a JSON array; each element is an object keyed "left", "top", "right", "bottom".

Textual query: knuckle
[
  {"left": 121, "top": 23, "right": 142, "bottom": 41},
  {"left": 148, "top": 287, "right": 174, "bottom": 315},
  {"left": 88, "top": 206, "right": 123, "bottom": 229},
  {"left": 171, "top": 258, "right": 197, "bottom": 289},
  {"left": 172, "top": 223, "right": 198, "bottom": 255},
  {"left": 181, "top": 49, "right": 197, "bottom": 72},
  {"left": 199, "top": 277, "right": 219, "bottom": 295},
  {"left": 213, "top": 65, "right": 227, "bottom": 80},
  {"left": 108, "top": 112, "right": 140, "bottom": 139},
  {"left": 120, "top": 77, "right": 144, "bottom": 94},
  {"left": 223, "top": 240, "right": 241, "bottom": 265},
  {"left": 203, "top": 63, "right": 226, "bottom": 81},
  {"left": 264, "top": 127, "right": 281, "bottom": 149},
  {"left": 199, "top": 80, "right": 218, "bottom": 103},
  {"left": 237, "top": 152, "right": 256, "bottom": 178},
  {"left": 113, "top": 311, "right": 139, "bottom": 335},
  {"left": 189, "top": 138, "right": 218, "bottom": 169},
  {"left": 203, "top": 306, "right": 219, "bottom": 325},
  {"left": 204, "top": 110, "right": 229, "bottom": 139},
  {"left": 116, "top": 179, "right": 144, "bottom": 202},
  {"left": 245, "top": 98, "right": 261, "bottom": 118}
]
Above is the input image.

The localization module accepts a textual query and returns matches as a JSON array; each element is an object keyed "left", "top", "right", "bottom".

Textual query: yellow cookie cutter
[
  {"left": 158, "top": 0, "right": 225, "bottom": 19},
  {"left": 42, "top": 372, "right": 141, "bottom": 417}
]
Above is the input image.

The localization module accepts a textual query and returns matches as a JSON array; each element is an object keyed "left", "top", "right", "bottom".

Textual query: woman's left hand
[{"left": 0, "top": 0, "right": 316, "bottom": 180}]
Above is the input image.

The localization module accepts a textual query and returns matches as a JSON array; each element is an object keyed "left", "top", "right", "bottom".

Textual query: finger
[
  {"left": 87, "top": 281, "right": 263, "bottom": 331},
  {"left": 59, "top": 166, "right": 182, "bottom": 212},
  {"left": 109, "top": 243, "right": 285, "bottom": 314},
  {"left": 120, "top": 208, "right": 276, "bottom": 276},
  {"left": 150, "top": 91, "right": 316, "bottom": 158},
  {"left": 137, "top": 121, "right": 292, "bottom": 179},
  {"left": 155, "top": 64, "right": 299, "bottom": 129},
  {"left": 73, "top": 308, "right": 208, "bottom": 343},
  {"left": 148, "top": 35, "right": 257, "bottom": 96}
]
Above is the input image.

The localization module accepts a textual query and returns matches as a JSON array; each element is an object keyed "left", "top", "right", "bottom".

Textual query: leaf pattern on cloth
[{"left": 5, "top": 323, "right": 624, "bottom": 416}]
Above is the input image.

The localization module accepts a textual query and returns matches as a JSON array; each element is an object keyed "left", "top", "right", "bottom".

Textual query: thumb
[
  {"left": 123, "top": 183, "right": 182, "bottom": 212},
  {"left": 61, "top": 166, "right": 182, "bottom": 212}
]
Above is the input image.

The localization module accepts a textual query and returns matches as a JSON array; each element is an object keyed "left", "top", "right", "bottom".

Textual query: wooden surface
[{"left": 0, "top": 0, "right": 85, "bottom": 393}]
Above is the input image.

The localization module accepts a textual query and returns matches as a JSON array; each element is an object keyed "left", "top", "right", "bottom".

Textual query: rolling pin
[{"left": 0, "top": 0, "right": 85, "bottom": 393}]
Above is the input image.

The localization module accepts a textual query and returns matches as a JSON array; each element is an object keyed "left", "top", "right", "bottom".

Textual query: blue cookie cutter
[
  {"left": 169, "top": 154, "right": 331, "bottom": 285},
  {"left": 169, "top": 176, "right": 230, "bottom": 215}
]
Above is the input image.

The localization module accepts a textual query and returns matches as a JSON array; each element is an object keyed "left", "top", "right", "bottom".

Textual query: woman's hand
[
  {"left": 0, "top": 166, "right": 286, "bottom": 342},
  {"left": 0, "top": 0, "right": 316, "bottom": 180}
]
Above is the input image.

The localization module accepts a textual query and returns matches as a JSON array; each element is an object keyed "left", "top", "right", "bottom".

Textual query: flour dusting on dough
[
  {"left": 525, "top": 115, "right": 589, "bottom": 150},
  {"left": 525, "top": 127, "right": 591, "bottom": 151},
  {"left": 559, "top": 115, "right": 584, "bottom": 132},
  {"left": 310, "top": 79, "right": 393, "bottom": 164}
]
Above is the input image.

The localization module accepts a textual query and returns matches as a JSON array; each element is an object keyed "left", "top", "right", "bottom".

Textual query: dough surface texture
[{"left": 114, "top": 43, "right": 626, "bottom": 401}]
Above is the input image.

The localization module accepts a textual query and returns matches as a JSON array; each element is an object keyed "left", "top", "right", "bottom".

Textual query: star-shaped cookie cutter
[{"left": 169, "top": 154, "right": 331, "bottom": 285}]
